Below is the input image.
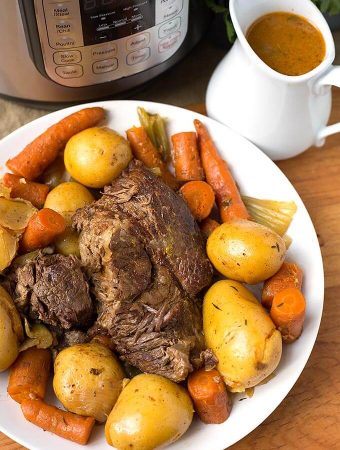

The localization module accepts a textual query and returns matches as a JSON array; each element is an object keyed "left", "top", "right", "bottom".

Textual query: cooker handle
[{"left": 315, "top": 65, "right": 340, "bottom": 145}]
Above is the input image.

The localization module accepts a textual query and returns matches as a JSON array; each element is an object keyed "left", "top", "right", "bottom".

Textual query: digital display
[{"left": 80, "top": 0, "right": 155, "bottom": 46}]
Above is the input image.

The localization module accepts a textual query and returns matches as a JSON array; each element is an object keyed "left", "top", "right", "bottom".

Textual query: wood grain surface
[{"left": 1, "top": 94, "right": 340, "bottom": 450}]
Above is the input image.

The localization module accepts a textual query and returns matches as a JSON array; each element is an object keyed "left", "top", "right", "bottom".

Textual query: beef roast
[
  {"left": 73, "top": 160, "right": 213, "bottom": 381},
  {"left": 11, "top": 254, "right": 94, "bottom": 330}
]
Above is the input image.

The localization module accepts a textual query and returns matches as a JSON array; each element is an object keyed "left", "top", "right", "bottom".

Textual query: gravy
[{"left": 246, "top": 12, "right": 326, "bottom": 76}]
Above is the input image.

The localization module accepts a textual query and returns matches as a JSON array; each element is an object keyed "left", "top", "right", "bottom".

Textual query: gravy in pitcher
[{"left": 246, "top": 12, "right": 326, "bottom": 76}]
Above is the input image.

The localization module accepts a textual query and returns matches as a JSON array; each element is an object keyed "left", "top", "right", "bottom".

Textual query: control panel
[{"left": 33, "top": 0, "right": 189, "bottom": 87}]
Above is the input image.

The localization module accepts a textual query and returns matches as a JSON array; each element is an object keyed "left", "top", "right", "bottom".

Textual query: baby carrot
[
  {"left": 199, "top": 218, "right": 220, "bottom": 238},
  {"left": 21, "top": 399, "right": 95, "bottom": 445},
  {"left": 179, "top": 181, "right": 215, "bottom": 221},
  {"left": 8, "top": 347, "right": 51, "bottom": 403},
  {"left": 126, "top": 126, "right": 179, "bottom": 190},
  {"left": 6, "top": 107, "right": 105, "bottom": 181},
  {"left": 188, "top": 368, "right": 231, "bottom": 424},
  {"left": 21, "top": 208, "right": 66, "bottom": 252},
  {"left": 171, "top": 132, "right": 204, "bottom": 181},
  {"left": 194, "top": 119, "right": 249, "bottom": 222},
  {"left": 262, "top": 262, "right": 303, "bottom": 309},
  {"left": 3, "top": 173, "right": 49, "bottom": 208},
  {"left": 270, "top": 287, "right": 306, "bottom": 343}
]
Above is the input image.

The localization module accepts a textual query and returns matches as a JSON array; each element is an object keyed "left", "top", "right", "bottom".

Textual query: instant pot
[{"left": 0, "top": 0, "right": 210, "bottom": 105}]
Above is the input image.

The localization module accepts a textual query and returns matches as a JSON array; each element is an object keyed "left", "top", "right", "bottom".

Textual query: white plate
[{"left": 0, "top": 101, "right": 324, "bottom": 450}]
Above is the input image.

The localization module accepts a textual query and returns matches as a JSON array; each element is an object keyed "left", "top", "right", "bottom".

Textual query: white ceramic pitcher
[{"left": 206, "top": 0, "right": 340, "bottom": 160}]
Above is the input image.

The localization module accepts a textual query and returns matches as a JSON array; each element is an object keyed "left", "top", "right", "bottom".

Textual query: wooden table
[{"left": 2, "top": 94, "right": 340, "bottom": 450}]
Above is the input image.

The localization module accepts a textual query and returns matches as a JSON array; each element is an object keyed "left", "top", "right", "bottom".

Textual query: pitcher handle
[{"left": 315, "top": 65, "right": 340, "bottom": 146}]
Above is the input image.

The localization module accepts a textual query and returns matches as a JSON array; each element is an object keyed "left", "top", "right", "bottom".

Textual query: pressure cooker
[{"left": 0, "top": 0, "right": 210, "bottom": 104}]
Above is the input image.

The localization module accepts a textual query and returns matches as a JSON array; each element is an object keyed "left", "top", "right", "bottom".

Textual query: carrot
[
  {"left": 21, "top": 208, "right": 66, "bottom": 252},
  {"left": 21, "top": 399, "right": 95, "bottom": 445},
  {"left": 187, "top": 368, "right": 231, "bottom": 424},
  {"left": 8, "top": 347, "right": 51, "bottom": 404},
  {"left": 171, "top": 132, "right": 204, "bottom": 181},
  {"left": 179, "top": 181, "right": 215, "bottom": 221},
  {"left": 200, "top": 218, "right": 220, "bottom": 238},
  {"left": 270, "top": 287, "right": 306, "bottom": 343},
  {"left": 126, "top": 126, "right": 179, "bottom": 190},
  {"left": 3, "top": 173, "right": 49, "bottom": 208},
  {"left": 194, "top": 119, "right": 249, "bottom": 222},
  {"left": 6, "top": 107, "right": 105, "bottom": 181},
  {"left": 262, "top": 262, "right": 303, "bottom": 309}
]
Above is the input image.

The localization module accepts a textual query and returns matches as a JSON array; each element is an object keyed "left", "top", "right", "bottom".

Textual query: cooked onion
[
  {"left": 19, "top": 318, "right": 53, "bottom": 352},
  {"left": 0, "top": 225, "right": 18, "bottom": 271},
  {"left": 0, "top": 197, "right": 37, "bottom": 231}
]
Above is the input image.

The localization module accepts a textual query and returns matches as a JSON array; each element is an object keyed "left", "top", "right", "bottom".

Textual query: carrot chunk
[
  {"left": 194, "top": 119, "right": 249, "bottom": 222},
  {"left": 21, "top": 208, "right": 66, "bottom": 252},
  {"left": 171, "top": 132, "right": 204, "bottom": 181},
  {"left": 199, "top": 218, "right": 220, "bottom": 238},
  {"left": 126, "top": 126, "right": 179, "bottom": 190},
  {"left": 262, "top": 262, "right": 303, "bottom": 309},
  {"left": 188, "top": 368, "right": 231, "bottom": 424},
  {"left": 21, "top": 399, "right": 95, "bottom": 445},
  {"left": 270, "top": 287, "right": 306, "bottom": 343},
  {"left": 8, "top": 347, "right": 51, "bottom": 403},
  {"left": 179, "top": 181, "right": 215, "bottom": 221},
  {"left": 3, "top": 173, "right": 49, "bottom": 208}
]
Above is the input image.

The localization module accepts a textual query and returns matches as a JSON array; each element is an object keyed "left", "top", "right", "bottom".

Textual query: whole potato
[
  {"left": 207, "top": 219, "right": 286, "bottom": 284},
  {"left": 55, "top": 227, "right": 80, "bottom": 257},
  {"left": 44, "top": 181, "right": 94, "bottom": 224},
  {"left": 105, "top": 373, "right": 193, "bottom": 450},
  {"left": 0, "top": 286, "right": 23, "bottom": 372},
  {"left": 53, "top": 343, "right": 125, "bottom": 422},
  {"left": 64, "top": 127, "right": 132, "bottom": 188},
  {"left": 204, "top": 280, "right": 282, "bottom": 392}
]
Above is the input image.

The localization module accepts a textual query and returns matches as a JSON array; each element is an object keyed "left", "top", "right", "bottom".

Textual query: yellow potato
[
  {"left": 55, "top": 227, "right": 80, "bottom": 257},
  {"left": 105, "top": 373, "right": 193, "bottom": 450},
  {"left": 0, "top": 286, "right": 23, "bottom": 372},
  {"left": 53, "top": 343, "right": 125, "bottom": 422},
  {"left": 64, "top": 127, "right": 132, "bottom": 188},
  {"left": 207, "top": 219, "right": 286, "bottom": 284},
  {"left": 204, "top": 280, "right": 282, "bottom": 392},
  {"left": 44, "top": 181, "right": 94, "bottom": 224}
]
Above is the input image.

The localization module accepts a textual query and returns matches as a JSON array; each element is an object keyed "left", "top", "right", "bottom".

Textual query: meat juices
[{"left": 73, "top": 161, "right": 213, "bottom": 382}]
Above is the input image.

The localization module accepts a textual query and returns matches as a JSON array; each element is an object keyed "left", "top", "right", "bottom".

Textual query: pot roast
[
  {"left": 73, "top": 161, "right": 213, "bottom": 382},
  {"left": 9, "top": 254, "right": 94, "bottom": 330}
]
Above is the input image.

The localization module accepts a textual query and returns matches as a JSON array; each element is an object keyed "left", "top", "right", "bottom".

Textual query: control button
[
  {"left": 53, "top": 20, "right": 74, "bottom": 35},
  {"left": 53, "top": 50, "right": 81, "bottom": 65},
  {"left": 55, "top": 64, "right": 83, "bottom": 78},
  {"left": 49, "top": 3, "right": 73, "bottom": 19},
  {"left": 126, "top": 48, "right": 151, "bottom": 66},
  {"left": 92, "top": 58, "right": 118, "bottom": 74},
  {"left": 127, "top": 33, "right": 150, "bottom": 51},
  {"left": 54, "top": 35, "right": 77, "bottom": 48},
  {"left": 159, "top": 32, "right": 181, "bottom": 53},
  {"left": 92, "top": 44, "right": 117, "bottom": 60},
  {"left": 159, "top": 18, "right": 181, "bottom": 39}
]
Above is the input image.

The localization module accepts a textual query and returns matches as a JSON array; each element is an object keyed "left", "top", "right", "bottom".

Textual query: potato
[
  {"left": 55, "top": 227, "right": 80, "bottom": 257},
  {"left": 64, "top": 127, "right": 132, "bottom": 188},
  {"left": 0, "top": 286, "right": 23, "bottom": 372},
  {"left": 53, "top": 343, "right": 125, "bottom": 422},
  {"left": 204, "top": 280, "right": 282, "bottom": 392},
  {"left": 44, "top": 181, "right": 94, "bottom": 224},
  {"left": 207, "top": 219, "right": 286, "bottom": 284},
  {"left": 105, "top": 373, "right": 193, "bottom": 450}
]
